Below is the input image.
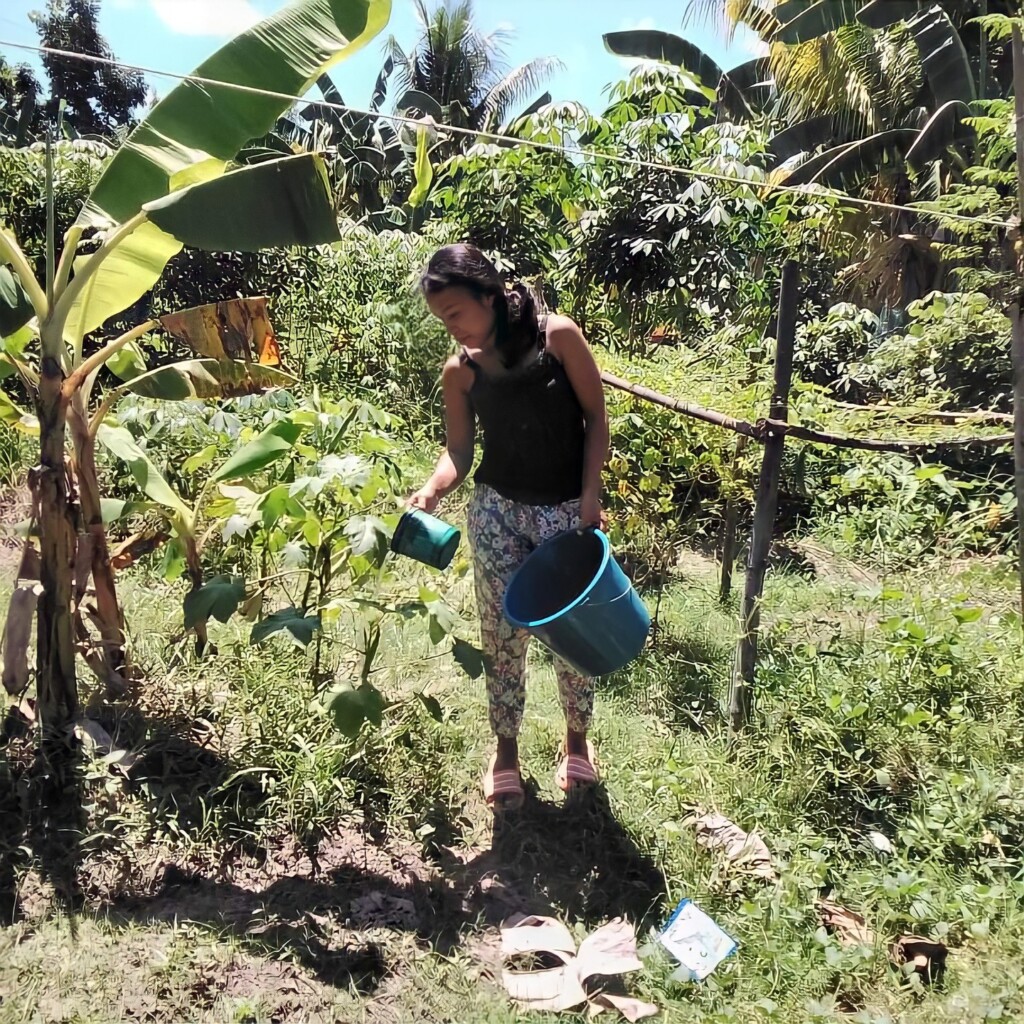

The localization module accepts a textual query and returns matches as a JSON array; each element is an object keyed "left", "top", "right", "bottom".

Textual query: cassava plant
[{"left": 0, "top": 0, "right": 392, "bottom": 734}]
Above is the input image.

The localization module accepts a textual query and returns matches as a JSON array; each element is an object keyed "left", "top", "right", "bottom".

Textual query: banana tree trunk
[
  {"left": 68, "top": 398, "right": 128, "bottom": 697},
  {"left": 183, "top": 534, "right": 214, "bottom": 657},
  {"left": 33, "top": 347, "right": 78, "bottom": 730},
  {"left": 2, "top": 530, "right": 41, "bottom": 696}
]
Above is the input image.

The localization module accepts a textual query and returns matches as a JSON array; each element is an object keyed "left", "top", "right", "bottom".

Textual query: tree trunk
[
  {"left": 719, "top": 435, "right": 749, "bottom": 604},
  {"left": 33, "top": 353, "right": 78, "bottom": 731},
  {"left": 183, "top": 534, "right": 213, "bottom": 657},
  {"left": 68, "top": 399, "right": 128, "bottom": 697}
]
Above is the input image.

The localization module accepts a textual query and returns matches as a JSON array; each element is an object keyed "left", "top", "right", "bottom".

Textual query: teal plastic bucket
[
  {"left": 390, "top": 509, "right": 461, "bottom": 570},
  {"left": 503, "top": 528, "right": 651, "bottom": 676}
]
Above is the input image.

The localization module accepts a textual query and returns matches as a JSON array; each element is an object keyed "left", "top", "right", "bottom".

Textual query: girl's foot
[
  {"left": 484, "top": 737, "right": 524, "bottom": 812},
  {"left": 483, "top": 753, "right": 524, "bottom": 812},
  {"left": 556, "top": 736, "right": 598, "bottom": 792}
]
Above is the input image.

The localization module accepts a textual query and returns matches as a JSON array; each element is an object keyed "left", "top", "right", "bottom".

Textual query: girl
[{"left": 409, "top": 244, "right": 609, "bottom": 812}]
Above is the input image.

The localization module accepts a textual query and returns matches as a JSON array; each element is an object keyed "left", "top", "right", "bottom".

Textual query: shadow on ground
[
  {"left": 3, "top": 700, "right": 667, "bottom": 1014},
  {"left": 1, "top": 702, "right": 89, "bottom": 923},
  {"left": 443, "top": 784, "right": 667, "bottom": 932}
]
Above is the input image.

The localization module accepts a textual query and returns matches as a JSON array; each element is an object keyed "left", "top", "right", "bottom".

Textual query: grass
[{"left": 4, "top": 519, "right": 1024, "bottom": 1023}]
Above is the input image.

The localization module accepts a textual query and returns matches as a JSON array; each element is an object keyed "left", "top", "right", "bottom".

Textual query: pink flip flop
[
  {"left": 483, "top": 753, "right": 525, "bottom": 812},
  {"left": 555, "top": 740, "right": 599, "bottom": 793}
]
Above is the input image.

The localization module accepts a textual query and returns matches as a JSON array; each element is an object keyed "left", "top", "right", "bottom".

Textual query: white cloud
[
  {"left": 620, "top": 17, "right": 656, "bottom": 31},
  {"left": 149, "top": 0, "right": 262, "bottom": 37},
  {"left": 109, "top": 0, "right": 140, "bottom": 9},
  {"left": 496, "top": 20, "right": 516, "bottom": 32}
]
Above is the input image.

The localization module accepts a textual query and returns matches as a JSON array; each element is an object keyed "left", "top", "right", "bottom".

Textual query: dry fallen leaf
[
  {"left": 68, "top": 717, "right": 141, "bottom": 774},
  {"left": 588, "top": 992, "right": 660, "bottom": 1021},
  {"left": 690, "top": 811, "right": 776, "bottom": 881},
  {"left": 499, "top": 915, "right": 657, "bottom": 1020},
  {"left": 576, "top": 917, "right": 644, "bottom": 981},
  {"left": 980, "top": 830, "right": 1006, "bottom": 859},
  {"left": 816, "top": 898, "right": 875, "bottom": 946},
  {"left": 890, "top": 934, "right": 947, "bottom": 983}
]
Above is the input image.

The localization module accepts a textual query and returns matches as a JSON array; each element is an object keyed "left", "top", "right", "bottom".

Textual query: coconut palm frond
[
  {"left": 477, "top": 57, "right": 564, "bottom": 129},
  {"left": 683, "top": 0, "right": 776, "bottom": 41}
]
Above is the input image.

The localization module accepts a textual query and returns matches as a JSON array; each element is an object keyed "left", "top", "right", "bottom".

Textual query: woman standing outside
[{"left": 409, "top": 244, "right": 609, "bottom": 812}]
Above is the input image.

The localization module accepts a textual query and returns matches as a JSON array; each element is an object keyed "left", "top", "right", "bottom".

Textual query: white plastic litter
[{"left": 656, "top": 899, "right": 737, "bottom": 982}]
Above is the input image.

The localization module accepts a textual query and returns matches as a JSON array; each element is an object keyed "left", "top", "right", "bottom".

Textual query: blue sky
[{"left": 1, "top": 0, "right": 765, "bottom": 113}]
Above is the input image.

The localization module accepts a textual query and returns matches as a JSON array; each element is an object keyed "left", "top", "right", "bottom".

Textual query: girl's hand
[
  {"left": 579, "top": 493, "right": 607, "bottom": 531},
  {"left": 408, "top": 487, "right": 439, "bottom": 514}
]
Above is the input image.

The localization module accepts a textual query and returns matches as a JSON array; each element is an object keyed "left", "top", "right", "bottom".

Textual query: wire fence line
[{"left": 0, "top": 38, "right": 1014, "bottom": 232}]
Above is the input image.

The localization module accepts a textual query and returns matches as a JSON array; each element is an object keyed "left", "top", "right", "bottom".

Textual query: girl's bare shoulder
[{"left": 442, "top": 352, "right": 474, "bottom": 391}]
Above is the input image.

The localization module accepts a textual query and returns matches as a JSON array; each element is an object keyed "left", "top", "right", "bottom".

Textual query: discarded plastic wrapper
[{"left": 657, "top": 899, "right": 737, "bottom": 982}]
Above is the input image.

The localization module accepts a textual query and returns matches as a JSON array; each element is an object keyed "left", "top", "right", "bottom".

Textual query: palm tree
[
  {"left": 386, "top": 0, "right": 562, "bottom": 138},
  {"left": 612, "top": 1, "right": 1015, "bottom": 310},
  {"left": 682, "top": 0, "right": 1012, "bottom": 138}
]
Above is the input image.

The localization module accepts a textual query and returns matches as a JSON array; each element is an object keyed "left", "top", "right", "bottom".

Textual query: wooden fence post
[
  {"left": 1011, "top": 25, "right": 1024, "bottom": 631},
  {"left": 728, "top": 260, "right": 800, "bottom": 733}
]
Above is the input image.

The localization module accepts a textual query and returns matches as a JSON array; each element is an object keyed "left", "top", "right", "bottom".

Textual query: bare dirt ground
[{"left": 1, "top": 702, "right": 667, "bottom": 1024}]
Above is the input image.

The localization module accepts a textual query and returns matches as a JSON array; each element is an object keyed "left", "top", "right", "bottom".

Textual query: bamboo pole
[
  {"left": 600, "top": 372, "right": 1013, "bottom": 453},
  {"left": 1012, "top": 25, "right": 1024, "bottom": 630},
  {"left": 728, "top": 261, "right": 799, "bottom": 734},
  {"left": 600, "top": 371, "right": 763, "bottom": 439},
  {"left": 770, "top": 419, "right": 1013, "bottom": 453},
  {"left": 829, "top": 400, "right": 1013, "bottom": 425}
]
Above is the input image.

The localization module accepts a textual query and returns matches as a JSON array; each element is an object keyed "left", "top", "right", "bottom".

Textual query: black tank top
[{"left": 463, "top": 319, "right": 586, "bottom": 505}]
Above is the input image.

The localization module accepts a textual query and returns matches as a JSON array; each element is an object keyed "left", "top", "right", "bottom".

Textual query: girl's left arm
[{"left": 548, "top": 316, "right": 609, "bottom": 527}]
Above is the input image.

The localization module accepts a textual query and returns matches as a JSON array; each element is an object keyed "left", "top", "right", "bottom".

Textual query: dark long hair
[{"left": 420, "top": 243, "right": 539, "bottom": 369}]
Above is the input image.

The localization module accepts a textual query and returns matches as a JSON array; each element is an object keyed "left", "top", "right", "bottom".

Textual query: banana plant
[
  {"left": 607, "top": 4, "right": 980, "bottom": 187},
  {"left": 603, "top": 29, "right": 774, "bottom": 122},
  {"left": 0, "top": 0, "right": 391, "bottom": 732},
  {"left": 96, "top": 407, "right": 313, "bottom": 656}
]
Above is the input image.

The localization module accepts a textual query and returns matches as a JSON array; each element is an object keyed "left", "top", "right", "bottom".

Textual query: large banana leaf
[
  {"left": 906, "top": 100, "right": 973, "bottom": 169},
  {"left": 211, "top": 417, "right": 306, "bottom": 483},
  {"left": 768, "top": 115, "right": 843, "bottom": 164},
  {"left": 64, "top": 0, "right": 390, "bottom": 341},
  {"left": 857, "top": 1, "right": 926, "bottom": 28},
  {"left": 903, "top": 5, "right": 975, "bottom": 107},
  {"left": 65, "top": 155, "right": 340, "bottom": 341},
  {"left": 603, "top": 30, "right": 723, "bottom": 91},
  {"left": 395, "top": 89, "right": 445, "bottom": 120},
  {"left": 144, "top": 154, "right": 341, "bottom": 251},
  {"left": 97, "top": 424, "right": 192, "bottom": 520},
  {"left": 124, "top": 360, "right": 296, "bottom": 401},
  {"left": 717, "top": 58, "right": 774, "bottom": 121},
  {"left": 63, "top": 222, "right": 183, "bottom": 343},
  {"left": 78, "top": 0, "right": 391, "bottom": 228},
  {"left": 779, "top": 128, "right": 919, "bottom": 187},
  {"left": 773, "top": 0, "right": 866, "bottom": 44},
  {"left": 0, "top": 266, "right": 33, "bottom": 338}
]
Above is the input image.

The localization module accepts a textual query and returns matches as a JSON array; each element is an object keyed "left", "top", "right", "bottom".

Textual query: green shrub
[{"left": 272, "top": 223, "right": 455, "bottom": 433}]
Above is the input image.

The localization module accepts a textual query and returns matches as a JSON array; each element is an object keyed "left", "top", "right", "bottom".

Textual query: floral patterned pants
[{"left": 467, "top": 484, "right": 595, "bottom": 739}]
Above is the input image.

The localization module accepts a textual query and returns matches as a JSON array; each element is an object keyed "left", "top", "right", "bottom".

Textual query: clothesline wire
[{"left": 0, "top": 37, "right": 1013, "bottom": 232}]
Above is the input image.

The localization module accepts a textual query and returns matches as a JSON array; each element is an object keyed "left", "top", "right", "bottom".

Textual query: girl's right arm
[{"left": 408, "top": 356, "right": 475, "bottom": 513}]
